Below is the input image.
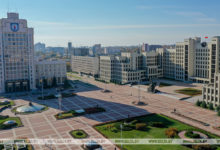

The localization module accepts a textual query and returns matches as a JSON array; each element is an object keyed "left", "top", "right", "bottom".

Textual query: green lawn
[
  {"left": 67, "top": 73, "right": 82, "bottom": 80},
  {"left": 175, "top": 88, "right": 202, "bottom": 96},
  {"left": 0, "top": 100, "right": 15, "bottom": 106},
  {"left": 95, "top": 114, "right": 219, "bottom": 150}
]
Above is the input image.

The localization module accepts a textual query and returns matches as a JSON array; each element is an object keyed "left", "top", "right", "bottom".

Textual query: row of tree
[{"left": 196, "top": 100, "right": 220, "bottom": 116}]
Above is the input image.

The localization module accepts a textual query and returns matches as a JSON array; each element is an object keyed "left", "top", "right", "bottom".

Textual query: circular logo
[
  {"left": 10, "top": 23, "right": 19, "bottom": 32},
  {"left": 201, "top": 42, "right": 207, "bottom": 47}
]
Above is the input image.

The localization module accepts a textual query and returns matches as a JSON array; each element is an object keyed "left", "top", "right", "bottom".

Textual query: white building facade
[{"left": 71, "top": 56, "right": 99, "bottom": 76}]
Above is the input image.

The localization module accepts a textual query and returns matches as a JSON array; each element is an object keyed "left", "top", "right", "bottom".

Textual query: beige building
[
  {"left": 203, "top": 73, "right": 220, "bottom": 107},
  {"left": 0, "top": 13, "right": 35, "bottom": 93},
  {"left": 142, "top": 51, "right": 163, "bottom": 80},
  {"left": 35, "top": 60, "right": 66, "bottom": 87},
  {"left": 157, "top": 48, "right": 176, "bottom": 79},
  {"left": 202, "top": 36, "right": 220, "bottom": 106},
  {"left": 99, "top": 52, "right": 145, "bottom": 84},
  {"left": 71, "top": 56, "right": 99, "bottom": 76}
]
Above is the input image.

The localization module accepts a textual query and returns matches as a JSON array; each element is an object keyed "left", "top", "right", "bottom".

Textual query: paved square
[{"left": 0, "top": 76, "right": 220, "bottom": 150}]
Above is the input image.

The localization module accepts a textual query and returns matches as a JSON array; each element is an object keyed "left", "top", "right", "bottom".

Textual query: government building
[{"left": 0, "top": 13, "right": 66, "bottom": 93}]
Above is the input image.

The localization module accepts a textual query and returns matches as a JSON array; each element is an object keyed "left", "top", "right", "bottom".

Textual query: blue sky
[{"left": 0, "top": 0, "right": 220, "bottom": 47}]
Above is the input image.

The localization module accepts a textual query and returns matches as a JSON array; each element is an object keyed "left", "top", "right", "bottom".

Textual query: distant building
[
  {"left": 92, "top": 44, "right": 102, "bottom": 55},
  {"left": 0, "top": 13, "right": 36, "bottom": 93},
  {"left": 35, "top": 42, "right": 46, "bottom": 52},
  {"left": 46, "top": 47, "right": 65, "bottom": 54},
  {"left": 142, "top": 43, "right": 149, "bottom": 52},
  {"left": 71, "top": 56, "right": 99, "bottom": 76},
  {"left": 35, "top": 60, "right": 66, "bottom": 87},
  {"left": 73, "top": 47, "right": 89, "bottom": 56},
  {"left": 66, "top": 42, "right": 72, "bottom": 58},
  {"left": 104, "top": 47, "right": 121, "bottom": 55}
]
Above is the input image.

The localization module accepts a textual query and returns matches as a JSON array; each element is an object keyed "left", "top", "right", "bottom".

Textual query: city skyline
[{"left": 0, "top": 0, "right": 220, "bottom": 46}]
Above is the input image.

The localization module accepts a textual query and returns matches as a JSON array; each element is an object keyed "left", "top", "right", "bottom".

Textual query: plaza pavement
[{"left": 0, "top": 75, "right": 220, "bottom": 150}]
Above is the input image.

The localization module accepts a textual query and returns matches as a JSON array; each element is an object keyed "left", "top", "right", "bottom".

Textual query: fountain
[{"left": 16, "top": 103, "right": 46, "bottom": 113}]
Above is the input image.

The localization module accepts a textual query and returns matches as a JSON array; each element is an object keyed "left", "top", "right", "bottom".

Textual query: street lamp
[
  {"left": 57, "top": 93, "right": 62, "bottom": 115},
  {"left": 120, "top": 124, "right": 123, "bottom": 149},
  {"left": 40, "top": 77, "right": 45, "bottom": 102}
]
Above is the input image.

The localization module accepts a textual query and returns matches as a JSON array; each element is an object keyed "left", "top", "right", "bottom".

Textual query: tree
[
  {"left": 52, "top": 77, "right": 57, "bottom": 87},
  {"left": 201, "top": 101, "right": 207, "bottom": 108},
  {"left": 66, "top": 62, "right": 71, "bottom": 72},
  {"left": 43, "top": 78, "right": 48, "bottom": 88},
  {"left": 196, "top": 99, "right": 202, "bottom": 106},
  {"left": 208, "top": 103, "right": 214, "bottom": 110},
  {"left": 165, "top": 128, "right": 178, "bottom": 138}
]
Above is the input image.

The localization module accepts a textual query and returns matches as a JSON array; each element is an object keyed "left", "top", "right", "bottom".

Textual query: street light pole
[
  {"left": 120, "top": 124, "right": 123, "bottom": 149},
  {"left": 138, "top": 82, "right": 141, "bottom": 103},
  {"left": 41, "top": 77, "right": 44, "bottom": 101}
]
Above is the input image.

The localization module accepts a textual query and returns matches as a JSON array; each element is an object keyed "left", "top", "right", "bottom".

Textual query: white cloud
[
  {"left": 175, "top": 11, "right": 217, "bottom": 23},
  {"left": 30, "top": 21, "right": 220, "bottom": 30},
  {"left": 176, "top": 11, "right": 206, "bottom": 17}
]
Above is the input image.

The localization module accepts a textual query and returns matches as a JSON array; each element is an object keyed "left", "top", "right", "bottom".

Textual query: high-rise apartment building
[
  {"left": 142, "top": 43, "right": 149, "bottom": 52},
  {"left": 0, "top": 13, "right": 35, "bottom": 93},
  {"left": 67, "top": 42, "right": 72, "bottom": 58}
]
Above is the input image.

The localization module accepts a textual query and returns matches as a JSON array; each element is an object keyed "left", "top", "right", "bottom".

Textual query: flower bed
[
  {"left": 61, "top": 92, "right": 77, "bottom": 98},
  {"left": 55, "top": 107, "right": 105, "bottom": 120},
  {"left": 84, "top": 107, "right": 105, "bottom": 114},
  {"left": 38, "top": 94, "right": 56, "bottom": 100},
  {"left": 69, "top": 130, "right": 88, "bottom": 139}
]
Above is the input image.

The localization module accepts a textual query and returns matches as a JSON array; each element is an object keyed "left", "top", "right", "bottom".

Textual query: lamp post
[
  {"left": 58, "top": 93, "right": 62, "bottom": 114},
  {"left": 120, "top": 124, "right": 123, "bottom": 149},
  {"left": 138, "top": 82, "right": 141, "bottom": 104},
  {"left": 40, "top": 77, "right": 44, "bottom": 102}
]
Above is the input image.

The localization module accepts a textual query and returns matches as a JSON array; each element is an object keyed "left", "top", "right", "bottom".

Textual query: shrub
[
  {"left": 149, "top": 122, "right": 165, "bottom": 128},
  {"left": 196, "top": 100, "right": 202, "bottom": 106},
  {"left": 114, "top": 123, "right": 133, "bottom": 131},
  {"left": 0, "top": 115, "right": 9, "bottom": 119},
  {"left": 192, "top": 145, "right": 217, "bottom": 150},
  {"left": 0, "top": 122, "right": 17, "bottom": 129},
  {"left": 76, "top": 132, "right": 83, "bottom": 136},
  {"left": 218, "top": 110, "right": 220, "bottom": 116},
  {"left": 201, "top": 101, "right": 207, "bottom": 108},
  {"left": 165, "top": 128, "right": 178, "bottom": 138},
  {"left": 135, "top": 123, "right": 147, "bottom": 131},
  {"left": 111, "top": 128, "right": 118, "bottom": 133},
  {"left": 208, "top": 103, "right": 214, "bottom": 110},
  {"left": 70, "top": 130, "right": 88, "bottom": 139},
  {"left": 216, "top": 105, "right": 220, "bottom": 112},
  {"left": 185, "top": 131, "right": 200, "bottom": 139},
  {"left": 130, "top": 120, "right": 138, "bottom": 125},
  {"left": 192, "top": 133, "right": 200, "bottom": 138}
]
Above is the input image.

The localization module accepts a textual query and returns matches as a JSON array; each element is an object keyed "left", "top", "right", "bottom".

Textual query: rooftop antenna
[{"left": 7, "top": 0, "right": 10, "bottom": 12}]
